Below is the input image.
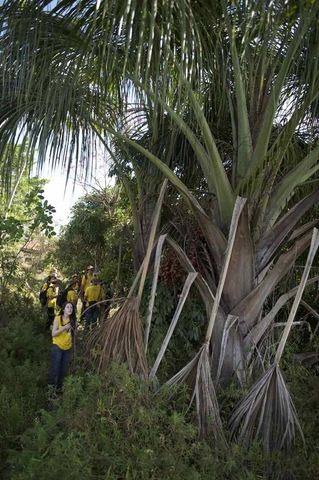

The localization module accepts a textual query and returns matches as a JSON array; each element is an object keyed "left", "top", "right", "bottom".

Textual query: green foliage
[
  {"left": 54, "top": 186, "right": 133, "bottom": 290},
  {"left": 0, "top": 303, "right": 50, "bottom": 474},
  {"left": 0, "top": 297, "right": 319, "bottom": 479},
  {"left": 6, "top": 359, "right": 319, "bottom": 480},
  {"left": 0, "top": 146, "right": 56, "bottom": 302},
  {"left": 140, "top": 281, "right": 208, "bottom": 380},
  {"left": 5, "top": 364, "right": 248, "bottom": 479}
]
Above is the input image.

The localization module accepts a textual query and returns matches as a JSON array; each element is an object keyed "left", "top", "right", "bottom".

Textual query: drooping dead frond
[
  {"left": 144, "top": 234, "right": 167, "bottom": 353},
  {"left": 228, "top": 363, "right": 304, "bottom": 453},
  {"left": 95, "top": 296, "right": 148, "bottom": 377},
  {"left": 165, "top": 343, "right": 226, "bottom": 443},
  {"left": 229, "top": 228, "right": 319, "bottom": 452}
]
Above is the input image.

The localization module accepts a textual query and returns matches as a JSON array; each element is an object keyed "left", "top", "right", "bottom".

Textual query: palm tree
[{"left": 1, "top": 0, "right": 319, "bottom": 444}]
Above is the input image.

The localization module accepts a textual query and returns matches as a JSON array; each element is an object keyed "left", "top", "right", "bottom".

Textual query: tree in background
[
  {"left": 0, "top": 146, "right": 56, "bottom": 305},
  {"left": 55, "top": 184, "right": 133, "bottom": 293}
]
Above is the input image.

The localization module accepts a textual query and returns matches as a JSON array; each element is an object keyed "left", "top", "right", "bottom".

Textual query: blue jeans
[
  {"left": 84, "top": 305, "right": 99, "bottom": 332},
  {"left": 48, "top": 344, "right": 72, "bottom": 390}
]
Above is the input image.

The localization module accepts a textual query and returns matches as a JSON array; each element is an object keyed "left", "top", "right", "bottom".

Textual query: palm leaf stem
[
  {"left": 144, "top": 234, "right": 167, "bottom": 353},
  {"left": 243, "top": 275, "right": 319, "bottom": 354},
  {"left": 137, "top": 179, "right": 168, "bottom": 301},
  {"left": 205, "top": 197, "right": 247, "bottom": 342},
  {"left": 149, "top": 271, "right": 198, "bottom": 379},
  {"left": 275, "top": 228, "right": 319, "bottom": 363}
]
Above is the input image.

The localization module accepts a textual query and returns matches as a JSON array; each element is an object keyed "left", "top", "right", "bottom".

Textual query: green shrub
[
  {"left": 8, "top": 361, "right": 317, "bottom": 480},
  {"left": 0, "top": 307, "right": 50, "bottom": 475},
  {"left": 2, "top": 300, "right": 319, "bottom": 479}
]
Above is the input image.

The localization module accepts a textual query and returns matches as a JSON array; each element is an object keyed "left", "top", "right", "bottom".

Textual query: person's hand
[{"left": 64, "top": 323, "right": 71, "bottom": 330}]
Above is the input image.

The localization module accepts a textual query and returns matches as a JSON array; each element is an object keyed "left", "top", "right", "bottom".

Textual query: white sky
[{"left": 41, "top": 169, "right": 85, "bottom": 228}]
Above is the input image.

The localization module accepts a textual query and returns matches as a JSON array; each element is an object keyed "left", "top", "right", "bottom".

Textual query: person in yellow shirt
[
  {"left": 46, "top": 276, "right": 59, "bottom": 329},
  {"left": 84, "top": 277, "right": 104, "bottom": 332},
  {"left": 65, "top": 279, "right": 78, "bottom": 308},
  {"left": 48, "top": 302, "right": 77, "bottom": 394},
  {"left": 80, "top": 265, "right": 94, "bottom": 320},
  {"left": 70, "top": 274, "right": 80, "bottom": 293}
]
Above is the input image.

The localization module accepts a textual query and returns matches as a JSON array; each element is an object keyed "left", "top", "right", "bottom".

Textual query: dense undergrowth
[{"left": 1, "top": 299, "right": 319, "bottom": 479}]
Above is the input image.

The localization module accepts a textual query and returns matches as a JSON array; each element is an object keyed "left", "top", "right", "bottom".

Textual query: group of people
[{"left": 43, "top": 265, "right": 106, "bottom": 394}]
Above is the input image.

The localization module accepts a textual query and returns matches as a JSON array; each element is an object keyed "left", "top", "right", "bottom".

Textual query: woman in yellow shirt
[{"left": 48, "top": 302, "right": 77, "bottom": 393}]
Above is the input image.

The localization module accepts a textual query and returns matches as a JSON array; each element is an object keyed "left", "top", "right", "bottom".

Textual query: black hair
[{"left": 60, "top": 302, "right": 77, "bottom": 329}]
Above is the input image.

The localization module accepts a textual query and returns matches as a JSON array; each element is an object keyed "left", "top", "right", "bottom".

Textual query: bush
[
  {"left": 0, "top": 304, "right": 50, "bottom": 475},
  {"left": 8, "top": 360, "right": 318, "bottom": 480},
  {"left": 2, "top": 300, "right": 319, "bottom": 479}
]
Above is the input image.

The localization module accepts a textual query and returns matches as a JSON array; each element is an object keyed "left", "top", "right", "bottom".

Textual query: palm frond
[
  {"left": 229, "top": 228, "right": 319, "bottom": 452},
  {"left": 144, "top": 234, "right": 167, "bottom": 353},
  {"left": 165, "top": 343, "right": 226, "bottom": 443},
  {"left": 243, "top": 275, "right": 319, "bottom": 352},
  {"left": 95, "top": 296, "right": 148, "bottom": 377},
  {"left": 228, "top": 363, "right": 303, "bottom": 453},
  {"left": 87, "top": 180, "right": 167, "bottom": 376}
]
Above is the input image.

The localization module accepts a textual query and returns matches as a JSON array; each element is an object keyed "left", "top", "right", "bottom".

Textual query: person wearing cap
[
  {"left": 46, "top": 275, "right": 59, "bottom": 329},
  {"left": 41, "top": 269, "right": 63, "bottom": 298},
  {"left": 83, "top": 278, "right": 104, "bottom": 332},
  {"left": 80, "top": 266, "right": 94, "bottom": 320},
  {"left": 41, "top": 268, "right": 58, "bottom": 288}
]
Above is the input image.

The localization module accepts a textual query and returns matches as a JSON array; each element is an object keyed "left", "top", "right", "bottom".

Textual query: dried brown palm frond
[
  {"left": 161, "top": 197, "right": 247, "bottom": 442},
  {"left": 228, "top": 363, "right": 303, "bottom": 453},
  {"left": 96, "top": 296, "right": 147, "bottom": 376},
  {"left": 87, "top": 180, "right": 168, "bottom": 377},
  {"left": 166, "top": 342, "right": 226, "bottom": 442},
  {"left": 229, "top": 228, "right": 319, "bottom": 452}
]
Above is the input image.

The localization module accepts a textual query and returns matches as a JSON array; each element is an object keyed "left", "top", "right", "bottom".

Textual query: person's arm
[
  {"left": 47, "top": 287, "right": 58, "bottom": 300},
  {"left": 84, "top": 286, "right": 89, "bottom": 303},
  {"left": 51, "top": 317, "right": 70, "bottom": 337},
  {"left": 80, "top": 275, "right": 86, "bottom": 299}
]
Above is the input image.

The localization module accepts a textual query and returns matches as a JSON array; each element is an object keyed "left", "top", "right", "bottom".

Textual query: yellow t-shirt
[
  {"left": 85, "top": 285, "right": 103, "bottom": 306},
  {"left": 52, "top": 316, "right": 72, "bottom": 350},
  {"left": 81, "top": 274, "right": 93, "bottom": 293},
  {"left": 66, "top": 289, "right": 78, "bottom": 304},
  {"left": 46, "top": 286, "right": 58, "bottom": 308}
]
